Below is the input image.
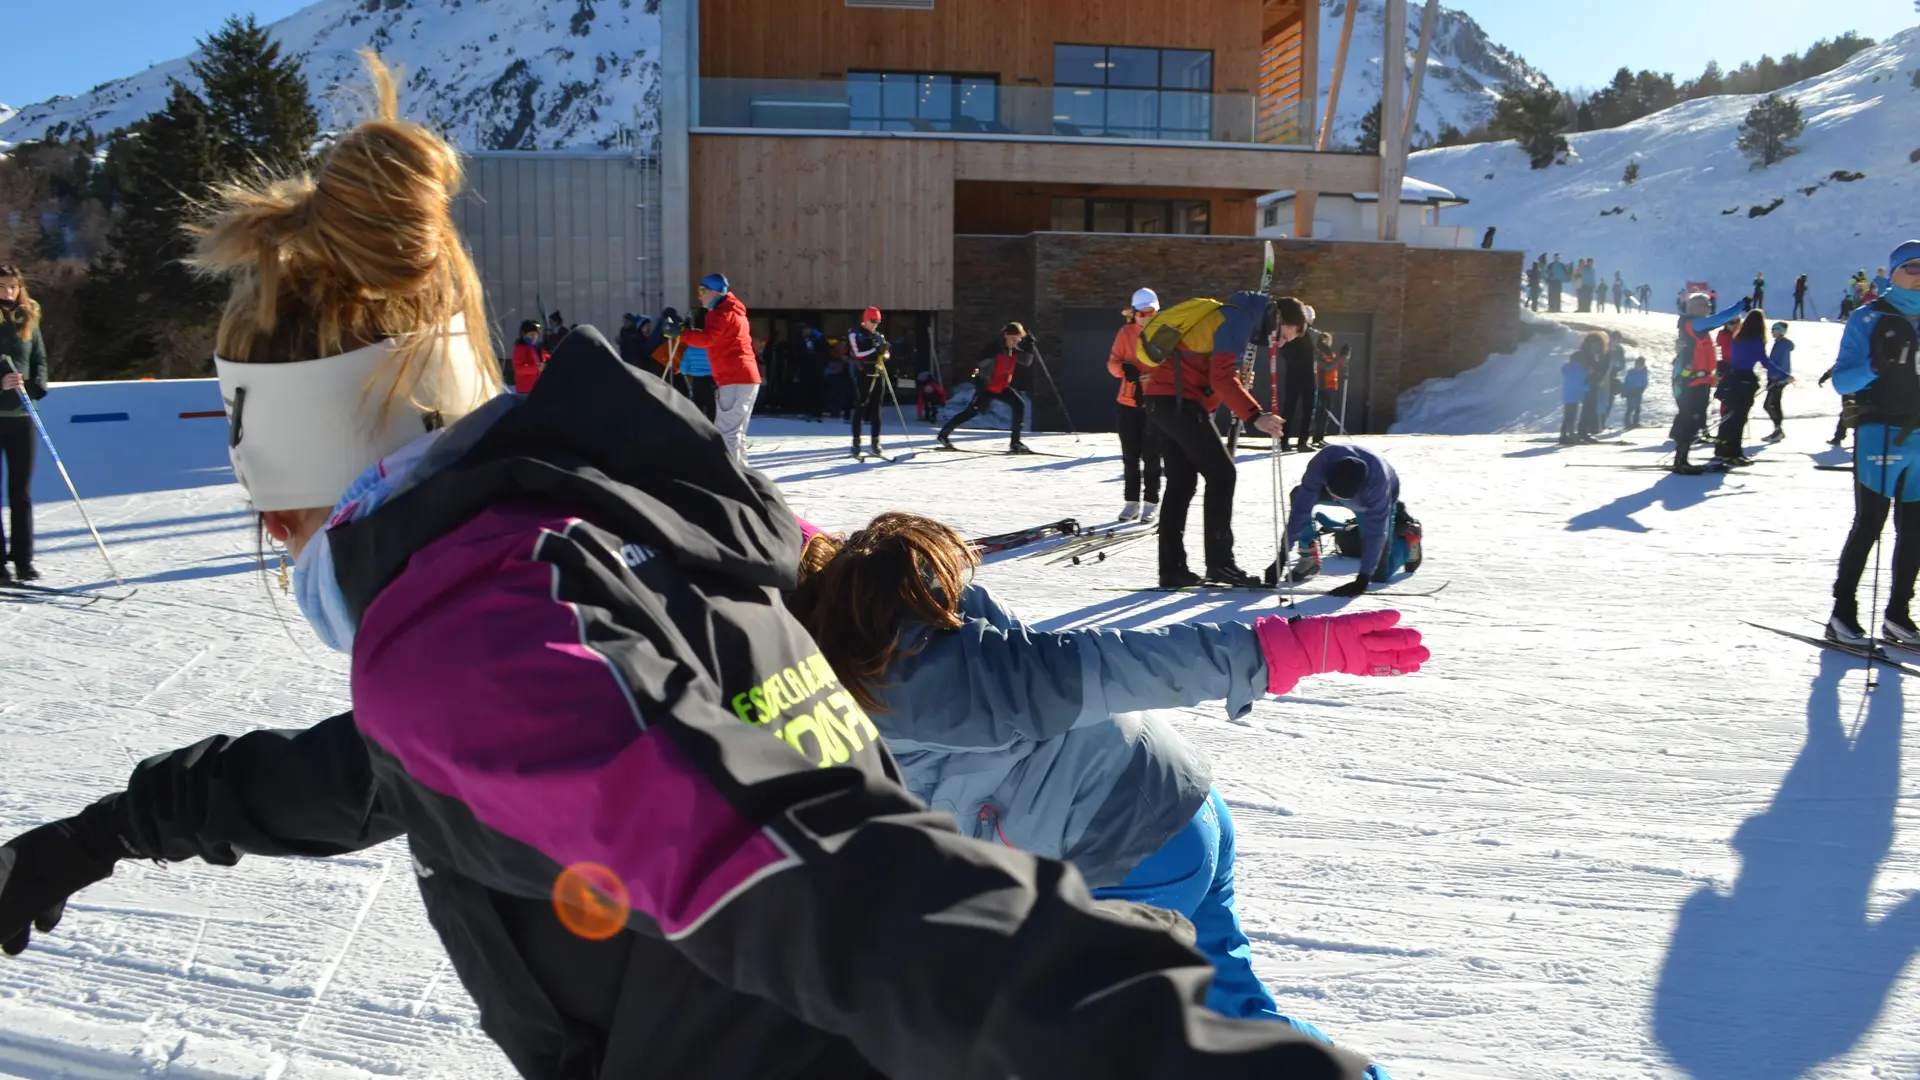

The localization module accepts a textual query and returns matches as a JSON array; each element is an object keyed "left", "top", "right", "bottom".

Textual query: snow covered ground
[{"left": 1, "top": 381, "right": 1916, "bottom": 1077}]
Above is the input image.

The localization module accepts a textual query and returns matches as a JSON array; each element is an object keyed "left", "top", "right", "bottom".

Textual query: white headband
[{"left": 214, "top": 314, "right": 492, "bottom": 512}]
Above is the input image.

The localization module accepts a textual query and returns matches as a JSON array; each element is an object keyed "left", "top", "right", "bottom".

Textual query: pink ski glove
[{"left": 1254, "top": 610, "right": 1429, "bottom": 696}]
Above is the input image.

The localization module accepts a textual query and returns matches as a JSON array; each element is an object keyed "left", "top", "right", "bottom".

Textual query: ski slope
[
  {"left": 0, "top": 379, "right": 1915, "bottom": 1077},
  {"left": 1413, "top": 27, "right": 1920, "bottom": 311}
]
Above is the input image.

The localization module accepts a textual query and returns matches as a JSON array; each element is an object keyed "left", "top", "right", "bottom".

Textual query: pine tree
[
  {"left": 81, "top": 82, "right": 227, "bottom": 377},
  {"left": 191, "top": 15, "right": 318, "bottom": 175},
  {"left": 1490, "top": 83, "right": 1569, "bottom": 169},
  {"left": 1737, "top": 94, "right": 1806, "bottom": 167},
  {"left": 1622, "top": 160, "right": 1640, "bottom": 184},
  {"left": 1356, "top": 101, "right": 1382, "bottom": 154}
]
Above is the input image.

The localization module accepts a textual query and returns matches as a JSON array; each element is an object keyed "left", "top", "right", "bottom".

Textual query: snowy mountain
[
  {"left": 0, "top": 0, "right": 661, "bottom": 152},
  {"left": 1317, "top": 0, "right": 1549, "bottom": 150},
  {"left": 1411, "top": 27, "right": 1920, "bottom": 316}
]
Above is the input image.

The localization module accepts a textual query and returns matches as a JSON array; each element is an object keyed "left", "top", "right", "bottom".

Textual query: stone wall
[{"left": 1402, "top": 248, "right": 1524, "bottom": 390}]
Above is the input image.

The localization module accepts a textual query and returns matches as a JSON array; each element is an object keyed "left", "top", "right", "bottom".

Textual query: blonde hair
[
  {"left": 0, "top": 265, "right": 39, "bottom": 342},
  {"left": 189, "top": 51, "right": 499, "bottom": 410}
]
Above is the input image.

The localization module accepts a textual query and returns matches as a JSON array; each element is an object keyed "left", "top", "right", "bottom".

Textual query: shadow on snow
[
  {"left": 1565, "top": 472, "right": 1756, "bottom": 533},
  {"left": 1653, "top": 652, "right": 1920, "bottom": 1078}
]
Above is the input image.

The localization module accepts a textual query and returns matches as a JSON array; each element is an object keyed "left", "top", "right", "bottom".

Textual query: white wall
[{"left": 9, "top": 379, "right": 232, "bottom": 505}]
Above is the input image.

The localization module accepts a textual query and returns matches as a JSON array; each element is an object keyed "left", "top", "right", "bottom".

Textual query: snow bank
[{"left": 1390, "top": 312, "right": 1582, "bottom": 434}]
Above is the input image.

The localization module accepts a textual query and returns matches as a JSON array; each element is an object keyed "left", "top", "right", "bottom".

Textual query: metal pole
[
  {"left": 0, "top": 356, "right": 123, "bottom": 585},
  {"left": 1026, "top": 341, "right": 1078, "bottom": 438}
]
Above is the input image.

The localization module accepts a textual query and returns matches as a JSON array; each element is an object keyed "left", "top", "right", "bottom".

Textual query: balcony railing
[{"left": 697, "top": 78, "right": 1312, "bottom": 147}]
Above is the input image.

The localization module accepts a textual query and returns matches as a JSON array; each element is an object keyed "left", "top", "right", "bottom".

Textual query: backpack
[
  {"left": 1135, "top": 292, "right": 1274, "bottom": 368},
  {"left": 1861, "top": 299, "right": 1920, "bottom": 427}
]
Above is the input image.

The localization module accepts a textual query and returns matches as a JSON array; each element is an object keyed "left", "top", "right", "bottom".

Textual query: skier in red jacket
[
  {"left": 679, "top": 273, "right": 761, "bottom": 461},
  {"left": 511, "top": 319, "right": 547, "bottom": 394},
  {"left": 936, "top": 322, "right": 1036, "bottom": 453}
]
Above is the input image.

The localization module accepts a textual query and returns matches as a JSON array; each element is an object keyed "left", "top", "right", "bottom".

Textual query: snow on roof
[{"left": 1258, "top": 176, "right": 1466, "bottom": 207}]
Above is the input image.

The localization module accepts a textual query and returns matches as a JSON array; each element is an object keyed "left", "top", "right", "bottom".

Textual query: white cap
[{"left": 1131, "top": 288, "right": 1160, "bottom": 310}]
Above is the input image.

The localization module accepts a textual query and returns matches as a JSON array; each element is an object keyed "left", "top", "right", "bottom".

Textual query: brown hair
[
  {"left": 1580, "top": 331, "right": 1606, "bottom": 354},
  {"left": 0, "top": 265, "right": 40, "bottom": 341},
  {"left": 787, "top": 512, "right": 978, "bottom": 712},
  {"left": 1274, "top": 296, "right": 1307, "bottom": 330},
  {"left": 1735, "top": 309, "right": 1766, "bottom": 341},
  {"left": 188, "top": 51, "right": 499, "bottom": 410}
]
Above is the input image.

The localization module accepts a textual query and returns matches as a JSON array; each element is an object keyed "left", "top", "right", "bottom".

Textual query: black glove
[
  {"left": 1818, "top": 369, "right": 1833, "bottom": 387},
  {"left": 0, "top": 798, "right": 132, "bottom": 956},
  {"left": 1326, "top": 574, "right": 1370, "bottom": 598}
]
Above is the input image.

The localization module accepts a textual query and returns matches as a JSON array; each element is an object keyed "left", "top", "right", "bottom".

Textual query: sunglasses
[{"left": 1898, "top": 261, "right": 1920, "bottom": 275}]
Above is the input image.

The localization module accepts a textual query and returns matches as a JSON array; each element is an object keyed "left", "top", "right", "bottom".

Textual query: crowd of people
[
  {"left": 0, "top": 51, "right": 1912, "bottom": 1080},
  {"left": 1526, "top": 253, "right": 1650, "bottom": 314}
]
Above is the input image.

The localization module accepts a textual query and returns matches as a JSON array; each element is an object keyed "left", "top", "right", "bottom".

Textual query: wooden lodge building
[{"left": 644, "top": 0, "right": 1519, "bottom": 432}]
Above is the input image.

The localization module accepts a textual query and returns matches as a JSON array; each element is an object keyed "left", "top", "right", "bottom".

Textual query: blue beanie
[
  {"left": 700, "top": 272, "right": 730, "bottom": 294},
  {"left": 1890, "top": 241, "right": 1920, "bottom": 271}
]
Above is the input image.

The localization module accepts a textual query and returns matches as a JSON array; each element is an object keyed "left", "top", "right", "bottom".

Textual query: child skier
[
  {"left": 1561, "top": 347, "right": 1591, "bottom": 445},
  {"left": 1826, "top": 240, "right": 1920, "bottom": 649},
  {"left": 0, "top": 55, "right": 1377, "bottom": 1080},
  {"left": 1761, "top": 321, "right": 1794, "bottom": 442},
  {"left": 1622, "top": 358, "right": 1650, "bottom": 429},
  {"left": 1274, "top": 445, "right": 1421, "bottom": 597},
  {"left": 787, "top": 512, "right": 1426, "bottom": 1075}
]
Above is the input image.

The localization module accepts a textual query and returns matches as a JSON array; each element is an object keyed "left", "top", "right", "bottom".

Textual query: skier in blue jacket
[
  {"left": 1826, "top": 240, "right": 1920, "bottom": 649},
  {"left": 787, "top": 512, "right": 1428, "bottom": 1078},
  {"left": 1622, "top": 358, "right": 1650, "bottom": 429},
  {"left": 1274, "top": 446, "right": 1418, "bottom": 597},
  {"left": 1761, "top": 321, "right": 1795, "bottom": 442}
]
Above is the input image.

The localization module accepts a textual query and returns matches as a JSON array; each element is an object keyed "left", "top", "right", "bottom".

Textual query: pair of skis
[
  {"left": 1024, "top": 524, "right": 1156, "bottom": 566},
  {"left": 1746, "top": 621, "right": 1920, "bottom": 676},
  {"left": 1101, "top": 579, "right": 1449, "bottom": 598},
  {"left": 969, "top": 518, "right": 1080, "bottom": 556}
]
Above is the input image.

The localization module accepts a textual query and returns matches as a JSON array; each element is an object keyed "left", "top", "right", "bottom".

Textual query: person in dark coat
[
  {"left": 1278, "top": 324, "right": 1318, "bottom": 453},
  {"left": 616, "top": 313, "right": 648, "bottom": 371},
  {"left": 0, "top": 265, "right": 49, "bottom": 582},
  {"left": 937, "top": 322, "right": 1036, "bottom": 453},
  {"left": 1792, "top": 274, "right": 1809, "bottom": 320}
]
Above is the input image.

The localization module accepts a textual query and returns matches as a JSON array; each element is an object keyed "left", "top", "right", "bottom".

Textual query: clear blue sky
[{"left": 2, "top": 0, "right": 1914, "bottom": 107}]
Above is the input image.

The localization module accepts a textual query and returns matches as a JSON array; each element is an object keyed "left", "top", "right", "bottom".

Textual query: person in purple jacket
[
  {"left": 1714, "top": 309, "right": 1769, "bottom": 466},
  {"left": 0, "top": 56, "right": 1372, "bottom": 1080},
  {"left": 1271, "top": 445, "right": 1422, "bottom": 597}
]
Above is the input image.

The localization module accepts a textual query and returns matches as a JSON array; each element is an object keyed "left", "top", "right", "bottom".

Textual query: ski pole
[
  {"left": 1025, "top": 341, "right": 1078, "bottom": 439},
  {"left": 0, "top": 355, "right": 123, "bottom": 585},
  {"left": 1267, "top": 329, "right": 1291, "bottom": 607},
  {"left": 877, "top": 354, "right": 913, "bottom": 440}
]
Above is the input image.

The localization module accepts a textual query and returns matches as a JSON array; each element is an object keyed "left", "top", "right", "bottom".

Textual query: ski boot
[
  {"left": 1287, "top": 545, "right": 1322, "bottom": 583},
  {"left": 1118, "top": 500, "right": 1142, "bottom": 522},
  {"left": 1670, "top": 460, "right": 1706, "bottom": 475},
  {"left": 1159, "top": 568, "right": 1204, "bottom": 589},
  {"left": 1204, "top": 564, "right": 1263, "bottom": 588},
  {"left": 1764, "top": 427, "right": 1785, "bottom": 443},
  {"left": 1399, "top": 513, "right": 1424, "bottom": 575},
  {"left": 1885, "top": 612, "right": 1920, "bottom": 650},
  {"left": 936, "top": 431, "right": 957, "bottom": 450},
  {"left": 869, "top": 441, "right": 885, "bottom": 459},
  {"left": 1009, "top": 441, "right": 1039, "bottom": 455},
  {"left": 13, "top": 563, "right": 38, "bottom": 582},
  {"left": 1827, "top": 610, "right": 1869, "bottom": 648},
  {"left": 1140, "top": 501, "right": 1159, "bottom": 524}
]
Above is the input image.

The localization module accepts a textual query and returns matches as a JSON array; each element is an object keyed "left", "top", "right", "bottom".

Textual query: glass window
[
  {"left": 1130, "top": 203, "right": 1166, "bottom": 234},
  {"left": 1050, "top": 198, "right": 1087, "bottom": 232},
  {"left": 1180, "top": 201, "right": 1211, "bottom": 235},
  {"left": 1053, "top": 44, "right": 1216, "bottom": 141},
  {"left": 1091, "top": 201, "right": 1130, "bottom": 234},
  {"left": 848, "top": 70, "right": 998, "bottom": 132}
]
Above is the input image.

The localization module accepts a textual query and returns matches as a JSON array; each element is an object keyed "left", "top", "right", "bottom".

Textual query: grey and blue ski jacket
[
  {"left": 870, "top": 585, "right": 1266, "bottom": 888},
  {"left": 1285, "top": 445, "right": 1400, "bottom": 574}
]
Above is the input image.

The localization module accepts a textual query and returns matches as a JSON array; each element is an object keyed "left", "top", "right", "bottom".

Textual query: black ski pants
[
  {"left": 1716, "top": 384, "right": 1758, "bottom": 459},
  {"left": 686, "top": 374, "right": 718, "bottom": 423},
  {"left": 1834, "top": 474, "right": 1920, "bottom": 622},
  {"left": 1672, "top": 384, "right": 1712, "bottom": 463},
  {"left": 1560, "top": 403, "right": 1581, "bottom": 442},
  {"left": 1143, "top": 397, "right": 1238, "bottom": 575},
  {"left": 0, "top": 416, "right": 32, "bottom": 567},
  {"left": 852, "top": 366, "right": 886, "bottom": 448},
  {"left": 1763, "top": 382, "right": 1787, "bottom": 431},
  {"left": 1280, "top": 379, "right": 1315, "bottom": 451},
  {"left": 1116, "top": 403, "right": 1162, "bottom": 504},
  {"left": 1622, "top": 389, "right": 1645, "bottom": 429},
  {"left": 1792, "top": 296, "right": 1806, "bottom": 319},
  {"left": 939, "top": 387, "right": 1024, "bottom": 446},
  {"left": 1548, "top": 282, "right": 1563, "bottom": 312}
]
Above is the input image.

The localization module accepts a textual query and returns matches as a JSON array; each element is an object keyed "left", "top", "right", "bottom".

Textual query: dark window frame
[
  {"left": 1051, "top": 44, "right": 1214, "bottom": 141},
  {"left": 846, "top": 69, "right": 1001, "bottom": 132},
  {"left": 1048, "top": 196, "right": 1212, "bottom": 236}
]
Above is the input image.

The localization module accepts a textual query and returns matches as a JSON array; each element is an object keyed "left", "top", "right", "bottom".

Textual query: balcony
[{"left": 697, "top": 77, "right": 1313, "bottom": 147}]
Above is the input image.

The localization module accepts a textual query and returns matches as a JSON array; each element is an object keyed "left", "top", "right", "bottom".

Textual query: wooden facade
[
  {"left": 690, "top": 135, "right": 953, "bottom": 311},
  {"left": 699, "top": 0, "right": 1266, "bottom": 93}
]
